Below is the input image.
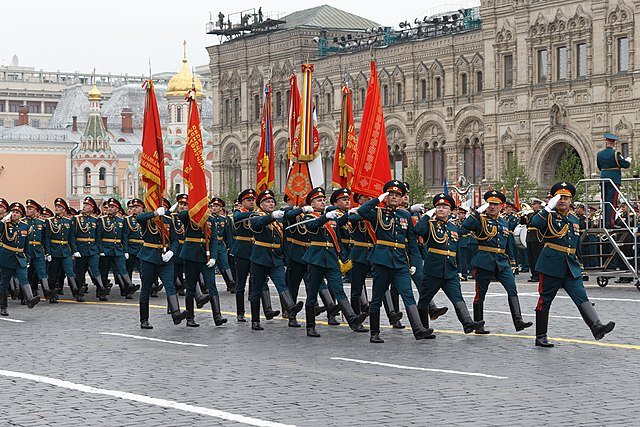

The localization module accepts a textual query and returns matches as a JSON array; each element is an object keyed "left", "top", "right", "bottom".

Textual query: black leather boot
[
  {"left": 473, "top": 302, "right": 490, "bottom": 334},
  {"left": 338, "top": 299, "right": 368, "bottom": 332},
  {"left": 418, "top": 306, "right": 436, "bottom": 338},
  {"left": 68, "top": 277, "right": 84, "bottom": 302},
  {"left": 535, "top": 310, "right": 554, "bottom": 347},
  {"left": 455, "top": 301, "right": 485, "bottom": 334},
  {"left": 236, "top": 292, "right": 246, "bottom": 322},
  {"left": 251, "top": 300, "right": 263, "bottom": 330},
  {"left": 508, "top": 296, "right": 533, "bottom": 331},
  {"left": 20, "top": 284, "right": 40, "bottom": 309},
  {"left": 390, "top": 289, "right": 404, "bottom": 328},
  {"left": 369, "top": 311, "right": 383, "bottom": 343},
  {"left": 314, "top": 304, "right": 327, "bottom": 316},
  {"left": 319, "top": 288, "right": 341, "bottom": 317},
  {"left": 382, "top": 290, "right": 403, "bottom": 325},
  {"left": 140, "top": 302, "right": 153, "bottom": 329},
  {"left": 0, "top": 291, "right": 8, "bottom": 316},
  {"left": 92, "top": 276, "right": 108, "bottom": 301},
  {"left": 119, "top": 274, "right": 140, "bottom": 299},
  {"left": 406, "top": 305, "right": 435, "bottom": 340},
  {"left": 167, "top": 294, "right": 188, "bottom": 325},
  {"left": 429, "top": 299, "right": 448, "bottom": 320},
  {"left": 40, "top": 279, "right": 58, "bottom": 302},
  {"left": 261, "top": 290, "right": 280, "bottom": 320},
  {"left": 185, "top": 296, "right": 199, "bottom": 327},
  {"left": 279, "top": 290, "right": 303, "bottom": 318},
  {"left": 360, "top": 293, "right": 370, "bottom": 315},
  {"left": 351, "top": 296, "right": 361, "bottom": 314},
  {"left": 222, "top": 268, "right": 236, "bottom": 293},
  {"left": 306, "top": 305, "right": 320, "bottom": 337},
  {"left": 578, "top": 301, "right": 615, "bottom": 340},
  {"left": 194, "top": 283, "right": 211, "bottom": 309},
  {"left": 211, "top": 295, "right": 228, "bottom": 326}
]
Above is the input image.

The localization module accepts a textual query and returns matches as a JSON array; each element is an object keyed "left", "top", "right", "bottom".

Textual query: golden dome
[
  {"left": 166, "top": 42, "right": 204, "bottom": 97},
  {"left": 88, "top": 84, "right": 102, "bottom": 101}
]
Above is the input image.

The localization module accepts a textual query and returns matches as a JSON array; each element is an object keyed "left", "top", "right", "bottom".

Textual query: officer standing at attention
[
  {"left": 73, "top": 196, "right": 109, "bottom": 300},
  {"left": 0, "top": 202, "right": 41, "bottom": 316},
  {"left": 357, "top": 180, "right": 435, "bottom": 343},
  {"left": 532, "top": 182, "right": 616, "bottom": 347},
  {"left": 597, "top": 133, "right": 631, "bottom": 228},
  {"left": 24, "top": 199, "right": 57, "bottom": 302},
  {"left": 461, "top": 191, "right": 533, "bottom": 334}
]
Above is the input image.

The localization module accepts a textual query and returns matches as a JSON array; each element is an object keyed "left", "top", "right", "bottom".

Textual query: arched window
[
  {"left": 434, "top": 77, "right": 442, "bottom": 99},
  {"left": 234, "top": 97, "right": 240, "bottom": 123},
  {"left": 275, "top": 92, "right": 282, "bottom": 118},
  {"left": 420, "top": 79, "right": 427, "bottom": 100},
  {"left": 396, "top": 83, "right": 403, "bottom": 104},
  {"left": 359, "top": 88, "right": 365, "bottom": 109},
  {"left": 325, "top": 92, "right": 332, "bottom": 114},
  {"left": 175, "top": 183, "right": 181, "bottom": 194},
  {"left": 253, "top": 94, "right": 260, "bottom": 121},
  {"left": 475, "top": 71, "right": 483, "bottom": 93},
  {"left": 460, "top": 73, "right": 468, "bottom": 96},
  {"left": 84, "top": 167, "right": 91, "bottom": 187},
  {"left": 382, "top": 84, "right": 389, "bottom": 106},
  {"left": 176, "top": 105, "right": 182, "bottom": 123}
]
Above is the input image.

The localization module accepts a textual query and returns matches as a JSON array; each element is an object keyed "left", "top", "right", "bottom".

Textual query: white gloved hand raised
[
  {"left": 162, "top": 250, "right": 174, "bottom": 263},
  {"left": 625, "top": 156, "right": 632, "bottom": 163},
  {"left": 272, "top": 210, "right": 284, "bottom": 219},
  {"left": 545, "top": 194, "right": 561, "bottom": 212},
  {"left": 425, "top": 208, "right": 436, "bottom": 218},
  {"left": 476, "top": 203, "right": 490, "bottom": 214},
  {"left": 124, "top": 253, "right": 130, "bottom": 260},
  {"left": 325, "top": 210, "right": 339, "bottom": 220},
  {"left": 46, "top": 255, "right": 52, "bottom": 262},
  {"left": 206, "top": 258, "right": 216, "bottom": 268},
  {"left": 155, "top": 207, "right": 165, "bottom": 216},
  {"left": 72, "top": 252, "right": 81, "bottom": 259},
  {"left": 348, "top": 207, "right": 359, "bottom": 215},
  {"left": 2, "top": 212, "right": 11, "bottom": 223},
  {"left": 99, "top": 252, "right": 106, "bottom": 257},
  {"left": 409, "top": 266, "right": 417, "bottom": 275},
  {"left": 410, "top": 203, "right": 424, "bottom": 213},
  {"left": 378, "top": 192, "right": 389, "bottom": 203},
  {"left": 302, "top": 206, "right": 314, "bottom": 213},
  {"left": 170, "top": 202, "right": 178, "bottom": 213}
]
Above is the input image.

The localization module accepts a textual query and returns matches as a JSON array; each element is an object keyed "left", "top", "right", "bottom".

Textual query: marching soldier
[
  {"left": 45, "top": 198, "right": 84, "bottom": 303},
  {"left": 170, "top": 196, "right": 187, "bottom": 296},
  {"left": 357, "top": 180, "right": 434, "bottom": 343},
  {"left": 521, "top": 198, "right": 544, "bottom": 282},
  {"left": 504, "top": 201, "right": 519, "bottom": 274},
  {"left": 455, "top": 205, "right": 471, "bottom": 281},
  {"left": 414, "top": 194, "right": 484, "bottom": 335},
  {"left": 0, "top": 202, "right": 40, "bottom": 316},
  {"left": 136, "top": 204, "right": 189, "bottom": 329},
  {"left": 97, "top": 198, "right": 140, "bottom": 299},
  {"left": 73, "top": 196, "right": 109, "bottom": 300},
  {"left": 124, "top": 199, "right": 145, "bottom": 291},
  {"left": 248, "top": 190, "right": 304, "bottom": 330},
  {"left": 347, "top": 193, "right": 375, "bottom": 317},
  {"left": 208, "top": 197, "right": 237, "bottom": 293},
  {"left": 300, "top": 187, "right": 367, "bottom": 337},
  {"left": 24, "top": 199, "right": 57, "bottom": 301},
  {"left": 597, "top": 133, "right": 631, "bottom": 228},
  {"left": 461, "top": 190, "right": 533, "bottom": 334},
  {"left": 532, "top": 182, "right": 615, "bottom": 347}
]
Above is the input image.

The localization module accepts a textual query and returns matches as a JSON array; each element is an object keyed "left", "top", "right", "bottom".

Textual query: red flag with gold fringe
[
  {"left": 139, "top": 80, "right": 165, "bottom": 212},
  {"left": 183, "top": 89, "right": 209, "bottom": 227},
  {"left": 257, "top": 82, "right": 275, "bottom": 191},
  {"left": 332, "top": 86, "right": 357, "bottom": 189}
]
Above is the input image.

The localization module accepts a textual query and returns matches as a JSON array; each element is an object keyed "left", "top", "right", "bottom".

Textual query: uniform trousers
[
  {"left": 473, "top": 266, "right": 518, "bottom": 304},
  {"left": 536, "top": 272, "right": 588, "bottom": 312},
  {"left": 139, "top": 259, "right": 177, "bottom": 308},
  {"left": 369, "top": 264, "right": 417, "bottom": 313}
]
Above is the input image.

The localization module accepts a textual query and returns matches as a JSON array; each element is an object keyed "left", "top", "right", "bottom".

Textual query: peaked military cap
[
  {"left": 433, "top": 193, "right": 456, "bottom": 209},
  {"left": 484, "top": 190, "right": 506, "bottom": 204},
  {"left": 330, "top": 188, "right": 351, "bottom": 205},
  {"left": 257, "top": 190, "right": 275, "bottom": 205},
  {"left": 209, "top": 197, "right": 226, "bottom": 207},
  {"left": 604, "top": 133, "right": 619, "bottom": 142},
  {"left": 129, "top": 198, "right": 144, "bottom": 208},
  {"left": 107, "top": 197, "right": 124, "bottom": 214},
  {"left": 41, "top": 207, "right": 54, "bottom": 218},
  {"left": 9, "top": 202, "right": 25, "bottom": 216},
  {"left": 237, "top": 189, "right": 256, "bottom": 203},
  {"left": 68, "top": 207, "right": 79, "bottom": 216},
  {"left": 457, "top": 204, "right": 469, "bottom": 212},
  {"left": 505, "top": 201, "right": 517, "bottom": 208},
  {"left": 162, "top": 198, "right": 171, "bottom": 210},
  {"left": 0, "top": 198, "right": 9, "bottom": 210},
  {"left": 305, "top": 187, "right": 326, "bottom": 205},
  {"left": 176, "top": 193, "right": 189, "bottom": 204},
  {"left": 383, "top": 180, "right": 407, "bottom": 196},
  {"left": 25, "top": 199, "right": 43, "bottom": 214},
  {"left": 83, "top": 196, "right": 100, "bottom": 215},
  {"left": 550, "top": 181, "right": 576, "bottom": 198},
  {"left": 530, "top": 197, "right": 543, "bottom": 204},
  {"left": 283, "top": 193, "right": 290, "bottom": 203},
  {"left": 403, "top": 182, "right": 411, "bottom": 192},
  {"left": 54, "top": 197, "right": 69, "bottom": 211}
]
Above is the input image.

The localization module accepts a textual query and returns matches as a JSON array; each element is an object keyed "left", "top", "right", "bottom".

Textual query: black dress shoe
[
  {"left": 430, "top": 306, "right": 448, "bottom": 320},
  {"left": 535, "top": 336, "right": 554, "bottom": 347},
  {"left": 251, "top": 321, "right": 263, "bottom": 331},
  {"left": 392, "top": 320, "right": 405, "bottom": 329},
  {"left": 351, "top": 323, "right": 369, "bottom": 333},
  {"left": 370, "top": 333, "right": 384, "bottom": 343},
  {"left": 327, "top": 315, "right": 341, "bottom": 325},
  {"left": 306, "top": 327, "right": 321, "bottom": 337},
  {"left": 186, "top": 319, "right": 200, "bottom": 327},
  {"left": 288, "top": 318, "right": 302, "bottom": 328},
  {"left": 237, "top": 314, "right": 246, "bottom": 322},
  {"left": 0, "top": 308, "right": 8, "bottom": 316},
  {"left": 140, "top": 321, "right": 153, "bottom": 329}
]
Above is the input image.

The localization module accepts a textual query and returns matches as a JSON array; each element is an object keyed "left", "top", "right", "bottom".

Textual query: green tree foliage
[
  {"left": 555, "top": 144, "right": 585, "bottom": 185},
  {"left": 403, "top": 160, "right": 430, "bottom": 203}
]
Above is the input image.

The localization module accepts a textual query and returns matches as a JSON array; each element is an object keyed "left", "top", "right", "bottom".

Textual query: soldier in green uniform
[
  {"left": 177, "top": 198, "right": 227, "bottom": 328},
  {"left": 248, "top": 190, "right": 304, "bottom": 331},
  {"left": 125, "top": 199, "right": 145, "bottom": 293},
  {"left": 347, "top": 193, "right": 375, "bottom": 317},
  {"left": 45, "top": 198, "right": 84, "bottom": 303},
  {"left": 170, "top": 196, "right": 187, "bottom": 297},
  {"left": 136, "top": 204, "right": 188, "bottom": 329},
  {"left": 597, "top": 133, "right": 631, "bottom": 228},
  {"left": 73, "top": 196, "right": 109, "bottom": 300},
  {"left": 455, "top": 204, "right": 471, "bottom": 280},
  {"left": 0, "top": 202, "right": 41, "bottom": 316},
  {"left": 357, "top": 180, "right": 435, "bottom": 343},
  {"left": 460, "top": 191, "right": 533, "bottom": 334},
  {"left": 414, "top": 194, "right": 484, "bottom": 335},
  {"left": 97, "top": 198, "right": 140, "bottom": 299},
  {"left": 531, "top": 182, "right": 616, "bottom": 347},
  {"left": 521, "top": 198, "right": 544, "bottom": 282},
  {"left": 300, "top": 187, "right": 367, "bottom": 337},
  {"left": 208, "top": 197, "right": 237, "bottom": 293},
  {"left": 24, "top": 199, "right": 57, "bottom": 301}
]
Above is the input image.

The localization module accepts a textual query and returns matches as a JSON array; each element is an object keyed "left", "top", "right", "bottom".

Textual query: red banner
[
  {"left": 139, "top": 80, "right": 165, "bottom": 212},
  {"left": 514, "top": 184, "right": 521, "bottom": 211},
  {"left": 183, "top": 90, "right": 209, "bottom": 227},
  {"left": 332, "top": 86, "right": 357, "bottom": 189},
  {"left": 257, "top": 82, "right": 274, "bottom": 191},
  {"left": 352, "top": 61, "right": 391, "bottom": 197},
  {"left": 287, "top": 74, "right": 301, "bottom": 160}
]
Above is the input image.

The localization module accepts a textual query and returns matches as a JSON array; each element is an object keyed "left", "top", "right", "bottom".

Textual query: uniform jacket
[
  {"left": 45, "top": 215, "right": 76, "bottom": 258},
  {"left": 170, "top": 212, "right": 185, "bottom": 262},
  {"left": 96, "top": 215, "right": 126, "bottom": 256},
  {"left": 415, "top": 216, "right": 459, "bottom": 279},
  {"left": 249, "top": 211, "right": 285, "bottom": 267},
  {"left": 231, "top": 209, "right": 256, "bottom": 260},
  {"left": 347, "top": 211, "right": 375, "bottom": 265},
  {"left": 597, "top": 146, "right": 631, "bottom": 185},
  {"left": 300, "top": 210, "right": 347, "bottom": 269},
  {"left": 24, "top": 216, "right": 46, "bottom": 259},
  {"left": 211, "top": 214, "right": 229, "bottom": 255},
  {"left": 73, "top": 214, "right": 99, "bottom": 256},
  {"left": 460, "top": 211, "right": 516, "bottom": 273},
  {"left": 283, "top": 206, "right": 308, "bottom": 264},
  {"left": 124, "top": 215, "right": 143, "bottom": 256},
  {"left": 136, "top": 212, "right": 179, "bottom": 265},
  {"left": 177, "top": 210, "right": 217, "bottom": 263},
  {"left": 531, "top": 209, "right": 583, "bottom": 279},
  {"left": 0, "top": 219, "right": 30, "bottom": 269}
]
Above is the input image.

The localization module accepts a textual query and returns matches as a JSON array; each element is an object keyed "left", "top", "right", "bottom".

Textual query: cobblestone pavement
[{"left": 1, "top": 274, "right": 639, "bottom": 426}]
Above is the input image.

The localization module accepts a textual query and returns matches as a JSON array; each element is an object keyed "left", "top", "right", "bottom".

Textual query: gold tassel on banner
[{"left": 339, "top": 259, "right": 353, "bottom": 274}]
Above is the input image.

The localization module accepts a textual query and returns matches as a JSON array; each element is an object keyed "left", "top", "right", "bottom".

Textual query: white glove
[
  {"left": 162, "top": 250, "right": 174, "bottom": 263},
  {"left": 325, "top": 210, "right": 339, "bottom": 220},
  {"left": 155, "top": 207, "right": 165, "bottom": 216},
  {"left": 302, "top": 206, "right": 314, "bottom": 213},
  {"left": 545, "top": 194, "right": 561, "bottom": 212},
  {"left": 2, "top": 212, "right": 11, "bottom": 223},
  {"left": 170, "top": 202, "right": 179, "bottom": 213},
  {"left": 124, "top": 253, "right": 130, "bottom": 260},
  {"left": 46, "top": 255, "right": 52, "bottom": 262},
  {"left": 409, "top": 266, "right": 416, "bottom": 275},
  {"left": 378, "top": 192, "right": 389, "bottom": 203},
  {"left": 625, "top": 156, "right": 632, "bottom": 163},
  {"left": 72, "top": 252, "right": 81, "bottom": 258},
  {"left": 410, "top": 203, "right": 424, "bottom": 213},
  {"left": 425, "top": 208, "right": 436, "bottom": 218},
  {"left": 99, "top": 252, "right": 106, "bottom": 257},
  {"left": 348, "top": 207, "right": 359, "bottom": 215},
  {"left": 272, "top": 210, "right": 284, "bottom": 219},
  {"left": 206, "top": 258, "right": 216, "bottom": 268},
  {"left": 476, "top": 203, "right": 490, "bottom": 214}
]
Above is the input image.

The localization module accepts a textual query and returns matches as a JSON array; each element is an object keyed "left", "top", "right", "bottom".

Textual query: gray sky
[{"left": 1, "top": 0, "right": 479, "bottom": 76}]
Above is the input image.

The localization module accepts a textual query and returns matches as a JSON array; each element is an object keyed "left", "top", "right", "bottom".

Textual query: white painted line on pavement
[
  {"left": 484, "top": 310, "right": 582, "bottom": 320},
  {"left": 99, "top": 332, "right": 208, "bottom": 348},
  {"left": 332, "top": 357, "right": 508, "bottom": 379},
  {"left": 0, "top": 317, "right": 25, "bottom": 323},
  {"left": 465, "top": 291, "right": 640, "bottom": 303},
  {"left": 0, "top": 369, "right": 294, "bottom": 427}
]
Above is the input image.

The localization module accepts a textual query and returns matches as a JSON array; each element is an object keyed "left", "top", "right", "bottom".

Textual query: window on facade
[
  {"left": 360, "top": 88, "right": 366, "bottom": 108},
  {"left": 618, "top": 37, "right": 629, "bottom": 73},
  {"left": 621, "top": 142, "right": 629, "bottom": 158},
  {"left": 396, "top": 83, "right": 403, "bottom": 104},
  {"left": 423, "top": 150, "right": 433, "bottom": 185},
  {"left": 382, "top": 85, "right": 389, "bottom": 106},
  {"left": 0, "top": 102, "right": 4, "bottom": 112},
  {"left": 254, "top": 94, "right": 260, "bottom": 121},
  {"left": 27, "top": 102, "right": 40, "bottom": 113},
  {"left": 475, "top": 71, "right": 483, "bottom": 93},
  {"left": 84, "top": 168, "right": 91, "bottom": 187},
  {"left": 503, "top": 55, "right": 513, "bottom": 88},
  {"left": 9, "top": 102, "right": 21, "bottom": 112},
  {"left": 175, "top": 183, "right": 181, "bottom": 194},
  {"left": 537, "top": 49, "right": 548, "bottom": 83},
  {"left": 506, "top": 151, "right": 514, "bottom": 163},
  {"left": 234, "top": 97, "right": 240, "bottom": 123},
  {"left": 577, "top": 43, "right": 587, "bottom": 78},
  {"left": 224, "top": 99, "right": 230, "bottom": 125},
  {"left": 314, "top": 95, "right": 319, "bottom": 112},
  {"left": 434, "top": 77, "right": 442, "bottom": 99},
  {"left": 420, "top": 79, "right": 427, "bottom": 100},
  {"left": 275, "top": 91, "right": 282, "bottom": 118},
  {"left": 99, "top": 167, "right": 106, "bottom": 184},
  {"left": 557, "top": 46, "right": 567, "bottom": 80},
  {"left": 286, "top": 90, "right": 291, "bottom": 114},
  {"left": 31, "top": 119, "right": 40, "bottom": 128},
  {"left": 325, "top": 92, "right": 332, "bottom": 114},
  {"left": 176, "top": 105, "right": 182, "bottom": 123},
  {"left": 460, "top": 73, "right": 468, "bottom": 95},
  {"left": 44, "top": 102, "right": 56, "bottom": 114}
]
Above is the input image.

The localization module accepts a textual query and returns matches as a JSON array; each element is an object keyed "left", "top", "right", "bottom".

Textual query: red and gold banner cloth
[{"left": 183, "top": 89, "right": 209, "bottom": 228}]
